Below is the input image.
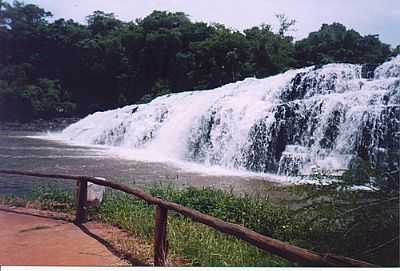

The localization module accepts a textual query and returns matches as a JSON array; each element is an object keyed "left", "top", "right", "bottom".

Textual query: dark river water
[{"left": 0, "top": 130, "right": 281, "bottom": 197}]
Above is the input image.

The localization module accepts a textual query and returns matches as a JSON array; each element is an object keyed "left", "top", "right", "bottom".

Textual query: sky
[{"left": 10, "top": 0, "right": 400, "bottom": 46}]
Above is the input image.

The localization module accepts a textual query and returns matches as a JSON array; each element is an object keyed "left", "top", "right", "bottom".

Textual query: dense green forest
[{"left": 0, "top": 1, "right": 398, "bottom": 121}]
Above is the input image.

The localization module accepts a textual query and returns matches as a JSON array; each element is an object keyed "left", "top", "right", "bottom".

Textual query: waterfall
[{"left": 59, "top": 56, "right": 400, "bottom": 176}]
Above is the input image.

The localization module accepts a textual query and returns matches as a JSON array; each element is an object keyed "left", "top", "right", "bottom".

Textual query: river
[{"left": 0, "top": 129, "right": 285, "bottom": 197}]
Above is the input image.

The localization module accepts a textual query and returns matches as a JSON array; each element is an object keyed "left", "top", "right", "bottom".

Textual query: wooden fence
[{"left": 0, "top": 169, "right": 377, "bottom": 267}]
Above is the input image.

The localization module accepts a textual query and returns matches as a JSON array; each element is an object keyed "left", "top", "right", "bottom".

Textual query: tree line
[{"left": 0, "top": 1, "right": 398, "bottom": 121}]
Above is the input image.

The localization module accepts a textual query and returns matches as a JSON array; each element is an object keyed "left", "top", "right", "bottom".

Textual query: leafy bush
[
  {"left": 292, "top": 157, "right": 400, "bottom": 266},
  {"left": 0, "top": 75, "right": 77, "bottom": 121}
]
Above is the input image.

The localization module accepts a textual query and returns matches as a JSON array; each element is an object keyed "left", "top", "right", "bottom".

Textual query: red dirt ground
[{"left": 0, "top": 205, "right": 127, "bottom": 266}]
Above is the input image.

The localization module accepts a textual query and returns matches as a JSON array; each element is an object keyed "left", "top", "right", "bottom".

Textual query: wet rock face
[
  {"left": 245, "top": 119, "right": 276, "bottom": 172},
  {"left": 243, "top": 100, "right": 346, "bottom": 174},
  {"left": 242, "top": 60, "right": 399, "bottom": 175},
  {"left": 278, "top": 150, "right": 311, "bottom": 176},
  {"left": 60, "top": 56, "right": 400, "bottom": 176},
  {"left": 244, "top": 103, "right": 308, "bottom": 172},
  {"left": 357, "top": 106, "right": 400, "bottom": 169},
  {"left": 187, "top": 111, "right": 216, "bottom": 162},
  {"left": 280, "top": 72, "right": 309, "bottom": 102},
  {"left": 95, "top": 123, "right": 127, "bottom": 146},
  {"left": 362, "top": 64, "right": 379, "bottom": 79},
  {"left": 280, "top": 64, "right": 362, "bottom": 103}
]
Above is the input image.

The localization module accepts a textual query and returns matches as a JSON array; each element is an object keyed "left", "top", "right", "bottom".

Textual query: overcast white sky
[{"left": 12, "top": 0, "right": 400, "bottom": 46}]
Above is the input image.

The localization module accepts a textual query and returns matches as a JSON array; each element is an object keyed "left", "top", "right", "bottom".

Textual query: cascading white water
[{"left": 58, "top": 56, "right": 400, "bottom": 176}]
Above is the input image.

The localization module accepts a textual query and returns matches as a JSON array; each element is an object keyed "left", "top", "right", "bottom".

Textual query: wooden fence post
[
  {"left": 75, "top": 179, "right": 88, "bottom": 224},
  {"left": 0, "top": 169, "right": 378, "bottom": 267},
  {"left": 154, "top": 205, "right": 168, "bottom": 266}
]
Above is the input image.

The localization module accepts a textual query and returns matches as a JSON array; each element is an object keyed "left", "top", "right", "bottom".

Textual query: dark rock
[{"left": 361, "top": 64, "right": 379, "bottom": 79}]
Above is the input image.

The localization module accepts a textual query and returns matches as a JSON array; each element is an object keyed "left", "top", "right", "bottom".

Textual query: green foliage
[
  {"left": 295, "top": 23, "right": 392, "bottom": 66},
  {"left": 3, "top": 178, "right": 398, "bottom": 266},
  {"left": 0, "top": 72, "right": 76, "bottom": 121},
  {"left": 34, "top": 187, "right": 75, "bottom": 211},
  {"left": 87, "top": 11, "right": 122, "bottom": 36},
  {"left": 0, "top": 2, "right": 395, "bottom": 121},
  {"left": 291, "top": 156, "right": 400, "bottom": 266},
  {"left": 98, "top": 182, "right": 398, "bottom": 266},
  {"left": 138, "top": 10, "right": 190, "bottom": 32},
  {"left": 245, "top": 23, "right": 295, "bottom": 77},
  {"left": 98, "top": 192, "right": 155, "bottom": 238},
  {"left": 275, "top": 14, "right": 296, "bottom": 37},
  {"left": 0, "top": 1, "right": 51, "bottom": 30},
  {"left": 97, "top": 188, "right": 294, "bottom": 267}
]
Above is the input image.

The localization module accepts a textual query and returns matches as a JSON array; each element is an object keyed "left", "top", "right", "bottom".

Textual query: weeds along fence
[{"left": 0, "top": 169, "right": 377, "bottom": 267}]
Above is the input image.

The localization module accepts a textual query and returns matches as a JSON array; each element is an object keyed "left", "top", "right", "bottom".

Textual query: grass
[
  {"left": 96, "top": 188, "right": 292, "bottom": 267},
  {"left": 1, "top": 182, "right": 398, "bottom": 267}
]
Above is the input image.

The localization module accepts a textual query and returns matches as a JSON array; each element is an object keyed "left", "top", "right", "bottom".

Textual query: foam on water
[{"left": 47, "top": 56, "right": 400, "bottom": 182}]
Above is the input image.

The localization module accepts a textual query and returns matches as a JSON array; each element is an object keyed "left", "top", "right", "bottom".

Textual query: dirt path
[{"left": 0, "top": 206, "right": 128, "bottom": 266}]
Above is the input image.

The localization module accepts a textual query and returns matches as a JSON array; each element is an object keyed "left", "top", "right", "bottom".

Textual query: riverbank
[
  {"left": 1, "top": 184, "right": 398, "bottom": 267},
  {"left": 0, "top": 118, "right": 80, "bottom": 132}
]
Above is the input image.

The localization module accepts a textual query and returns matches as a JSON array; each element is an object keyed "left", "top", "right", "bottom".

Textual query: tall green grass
[
  {"left": 97, "top": 189, "right": 292, "bottom": 266},
  {"left": 2, "top": 183, "right": 398, "bottom": 266}
]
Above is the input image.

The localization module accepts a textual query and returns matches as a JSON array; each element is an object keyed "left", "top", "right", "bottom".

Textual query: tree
[
  {"left": 0, "top": 0, "right": 51, "bottom": 30},
  {"left": 245, "top": 23, "right": 295, "bottom": 77},
  {"left": 295, "top": 23, "right": 391, "bottom": 66},
  {"left": 275, "top": 14, "right": 296, "bottom": 37},
  {"left": 190, "top": 25, "right": 252, "bottom": 88},
  {"left": 138, "top": 10, "right": 190, "bottom": 32},
  {"left": 87, "top": 11, "right": 122, "bottom": 36},
  {"left": 0, "top": 2, "right": 395, "bottom": 121}
]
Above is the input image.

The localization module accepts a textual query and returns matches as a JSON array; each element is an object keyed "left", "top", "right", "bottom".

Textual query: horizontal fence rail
[{"left": 0, "top": 169, "right": 377, "bottom": 267}]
